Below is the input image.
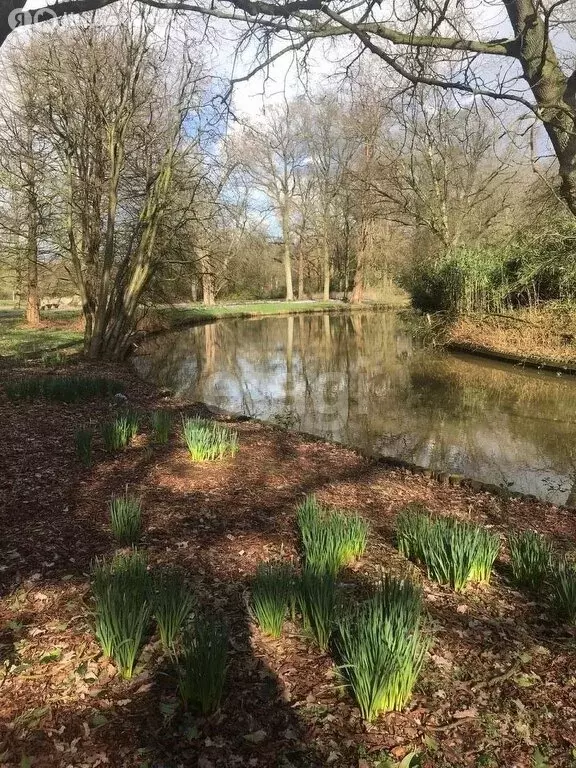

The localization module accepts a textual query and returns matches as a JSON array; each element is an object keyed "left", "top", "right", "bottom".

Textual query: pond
[{"left": 134, "top": 311, "right": 576, "bottom": 506}]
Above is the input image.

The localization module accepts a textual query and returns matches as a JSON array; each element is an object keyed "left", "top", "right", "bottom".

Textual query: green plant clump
[
  {"left": 298, "top": 568, "right": 338, "bottom": 651},
  {"left": 335, "top": 575, "right": 428, "bottom": 721},
  {"left": 177, "top": 617, "right": 228, "bottom": 714},
  {"left": 102, "top": 411, "right": 140, "bottom": 451},
  {"left": 91, "top": 550, "right": 150, "bottom": 679},
  {"left": 395, "top": 508, "right": 499, "bottom": 591},
  {"left": 550, "top": 558, "right": 576, "bottom": 623},
  {"left": 5, "top": 375, "right": 122, "bottom": 402},
  {"left": 109, "top": 488, "right": 143, "bottom": 545},
  {"left": 509, "top": 530, "right": 552, "bottom": 589},
  {"left": 250, "top": 561, "right": 296, "bottom": 638},
  {"left": 75, "top": 428, "right": 93, "bottom": 467},
  {"left": 150, "top": 410, "right": 172, "bottom": 444},
  {"left": 297, "top": 495, "right": 369, "bottom": 576},
  {"left": 181, "top": 417, "right": 239, "bottom": 461},
  {"left": 151, "top": 568, "right": 196, "bottom": 650}
]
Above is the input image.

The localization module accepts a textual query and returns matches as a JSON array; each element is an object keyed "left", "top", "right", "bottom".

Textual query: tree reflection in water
[{"left": 134, "top": 312, "right": 576, "bottom": 505}]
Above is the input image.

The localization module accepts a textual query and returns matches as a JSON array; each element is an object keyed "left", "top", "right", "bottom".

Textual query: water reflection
[{"left": 134, "top": 312, "right": 576, "bottom": 505}]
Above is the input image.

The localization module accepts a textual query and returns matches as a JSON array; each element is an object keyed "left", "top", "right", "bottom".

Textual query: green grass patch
[
  {"left": 177, "top": 617, "right": 228, "bottom": 714},
  {"left": 550, "top": 558, "right": 576, "bottom": 623},
  {"left": 297, "top": 495, "right": 368, "bottom": 576},
  {"left": 91, "top": 550, "right": 150, "bottom": 679},
  {"left": 4, "top": 375, "right": 122, "bottom": 402},
  {"left": 181, "top": 417, "right": 239, "bottom": 461},
  {"left": 509, "top": 531, "right": 552, "bottom": 589},
  {"left": 0, "top": 313, "right": 82, "bottom": 359},
  {"left": 109, "top": 489, "right": 143, "bottom": 545},
  {"left": 298, "top": 568, "right": 338, "bottom": 651},
  {"left": 75, "top": 428, "right": 93, "bottom": 467},
  {"left": 250, "top": 561, "right": 297, "bottom": 638},
  {"left": 151, "top": 568, "right": 195, "bottom": 650},
  {"left": 102, "top": 411, "right": 140, "bottom": 451},
  {"left": 150, "top": 410, "right": 172, "bottom": 444},
  {"left": 395, "top": 508, "right": 499, "bottom": 591},
  {"left": 335, "top": 575, "right": 428, "bottom": 721}
]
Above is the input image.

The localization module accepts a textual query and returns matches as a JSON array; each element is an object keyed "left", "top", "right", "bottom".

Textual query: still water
[{"left": 134, "top": 311, "right": 576, "bottom": 506}]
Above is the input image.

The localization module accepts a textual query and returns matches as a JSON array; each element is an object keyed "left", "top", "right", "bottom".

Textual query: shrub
[
  {"left": 151, "top": 568, "right": 195, "bottom": 650},
  {"left": 75, "top": 428, "right": 93, "bottom": 467},
  {"left": 109, "top": 489, "right": 143, "bottom": 545},
  {"left": 181, "top": 417, "right": 239, "bottom": 461},
  {"left": 5, "top": 375, "right": 122, "bottom": 402},
  {"left": 250, "top": 561, "right": 296, "bottom": 638},
  {"left": 550, "top": 558, "right": 576, "bottom": 623},
  {"left": 335, "top": 576, "right": 428, "bottom": 721},
  {"left": 150, "top": 410, "right": 172, "bottom": 444},
  {"left": 297, "top": 495, "right": 369, "bottom": 576},
  {"left": 509, "top": 531, "right": 552, "bottom": 589},
  {"left": 396, "top": 509, "right": 498, "bottom": 591},
  {"left": 102, "top": 411, "right": 140, "bottom": 451},
  {"left": 298, "top": 569, "right": 338, "bottom": 651},
  {"left": 177, "top": 617, "right": 228, "bottom": 714},
  {"left": 91, "top": 550, "right": 150, "bottom": 679}
]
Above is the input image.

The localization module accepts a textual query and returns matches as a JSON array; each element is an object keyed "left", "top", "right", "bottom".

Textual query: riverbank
[
  {"left": 443, "top": 308, "right": 576, "bottom": 371},
  {"left": 2, "top": 353, "right": 576, "bottom": 767}
]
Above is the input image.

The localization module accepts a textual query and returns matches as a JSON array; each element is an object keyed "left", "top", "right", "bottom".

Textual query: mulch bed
[{"left": 1, "top": 359, "right": 576, "bottom": 767}]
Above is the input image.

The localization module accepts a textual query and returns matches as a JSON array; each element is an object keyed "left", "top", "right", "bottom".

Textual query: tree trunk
[
  {"left": 200, "top": 250, "right": 215, "bottom": 305},
  {"left": 297, "top": 246, "right": 304, "bottom": 300},
  {"left": 322, "top": 229, "right": 330, "bottom": 301},
  {"left": 282, "top": 204, "right": 294, "bottom": 301},
  {"left": 25, "top": 202, "right": 40, "bottom": 326}
]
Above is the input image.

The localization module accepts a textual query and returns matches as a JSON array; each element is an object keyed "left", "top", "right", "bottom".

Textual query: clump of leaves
[
  {"left": 509, "top": 530, "right": 552, "bottom": 589},
  {"left": 150, "top": 410, "right": 172, "bottom": 444},
  {"left": 102, "top": 411, "right": 140, "bottom": 451},
  {"left": 297, "top": 495, "right": 369, "bottom": 576},
  {"left": 334, "top": 575, "right": 428, "bottom": 722},
  {"left": 298, "top": 568, "right": 338, "bottom": 651},
  {"left": 109, "top": 488, "right": 143, "bottom": 545},
  {"left": 91, "top": 550, "right": 150, "bottom": 679},
  {"left": 469, "top": 527, "right": 501, "bottom": 583},
  {"left": 396, "top": 508, "right": 498, "bottom": 591},
  {"left": 75, "top": 428, "right": 93, "bottom": 467},
  {"left": 181, "top": 417, "right": 239, "bottom": 461},
  {"left": 177, "top": 617, "right": 228, "bottom": 714},
  {"left": 250, "top": 561, "right": 297, "bottom": 638},
  {"left": 151, "top": 568, "right": 195, "bottom": 650},
  {"left": 5, "top": 375, "right": 122, "bottom": 402},
  {"left": 550, "top": 557, "right": 576, "bottom": 623}
]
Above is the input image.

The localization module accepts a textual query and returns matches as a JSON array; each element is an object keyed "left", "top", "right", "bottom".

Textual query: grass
[
  {"left": 509, "top": 531, "right": 552, "bottom": 589},
  {"left": 151, "top": 568, "right": 195, "bottom": 650},
  {"left": 250, "top": 561, "right": 296, "bottom": 638},
  {"left": 91, "top": 550, "right": 150, "bottom": 679},
  {"left": 298, "top": 569, "right": 338, "bottom": 651},
  {"left": 75, "top": 428, "right": 93, "bottom": 467},
  {"left": 102, "top": 411, "right": 140, "bottom": 451},
  {"left": 0, "top": 312, "right": 82, "bottom": 359},
  {"left": 335, "top": 575, "right": 428, "bottom": 721},
  {"left": 109, "top": 489, "right": 143, "bottom": 545},
  {"left": 395, "top": 508, "right": 499, "bottom": 591},
  {"left": 297, "top": 495, "right": 368, "bottom": 576},
  {"left": 177, "top": 617, "right": 228, "bottom": 714},
  {"left": 150, "top": 410, "right": 172, "bottom": 444},
  {"left": 4, "top": 375, "right": 122, "bottom": 402},
  {"left": 181, "top": 417, "right": 239, "bottom": 461},
  {"left": 550, "top": 558, "right": 576, "bottom": 623}
]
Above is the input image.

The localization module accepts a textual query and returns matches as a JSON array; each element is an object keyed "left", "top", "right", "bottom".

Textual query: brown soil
[{"left": 1, "top": 360, "right": 576, "bottom": 768}]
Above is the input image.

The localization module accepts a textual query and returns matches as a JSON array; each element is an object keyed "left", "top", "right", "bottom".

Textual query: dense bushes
[{"left": 402, "top": 220, "right": 576, "bottom": 313}]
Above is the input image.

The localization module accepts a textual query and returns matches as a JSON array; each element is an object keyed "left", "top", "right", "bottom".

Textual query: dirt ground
[{"left": 1, "top": 359, "right": 576, "bottom": 768}]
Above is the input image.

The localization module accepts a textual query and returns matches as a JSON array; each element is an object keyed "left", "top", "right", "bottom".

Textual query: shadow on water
[{"left": 134, "top": 311, "right": 576, "bottom": 506}]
